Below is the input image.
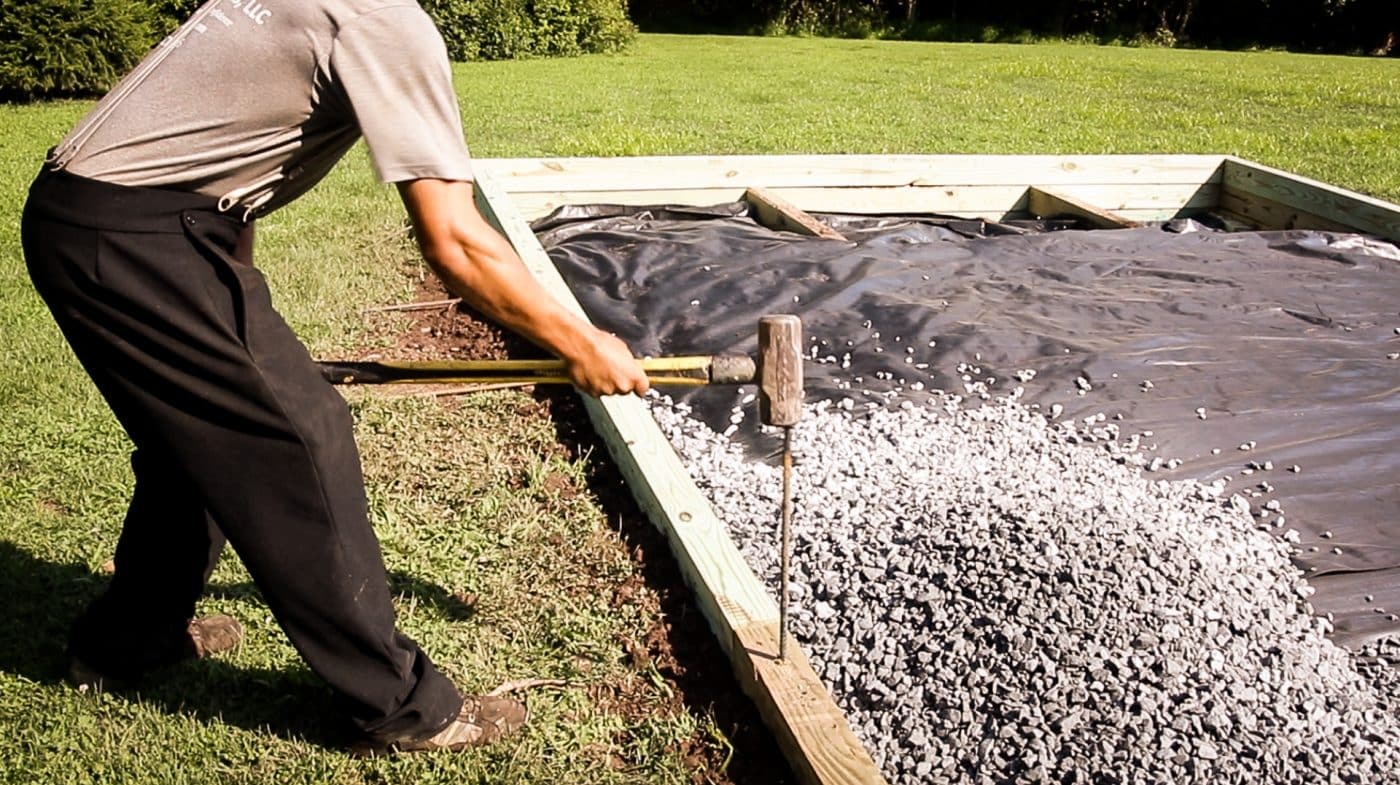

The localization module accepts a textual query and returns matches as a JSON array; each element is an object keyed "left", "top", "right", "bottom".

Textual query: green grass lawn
[
  {"left": 1, "top": 33, "right": 1397, "bottom": 784},
  {"left": 454, "top": 35, "right": 1399, "bottom": 203}
]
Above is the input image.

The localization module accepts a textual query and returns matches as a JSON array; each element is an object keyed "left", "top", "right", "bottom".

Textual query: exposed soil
[{"left": 358, "top": 277, "right": 793, "bottom": 785}]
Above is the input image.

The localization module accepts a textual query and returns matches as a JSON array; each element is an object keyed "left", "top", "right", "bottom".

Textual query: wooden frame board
[
  {"left": 473, "top": 171, "right": 885, "bottom": 785},
  {"left": 1026, "top": 185, "right": 1142, "bottom": 229},
  {"left": 470, "top": 154, "right": 1400, "bottom": 784},
  {"left": 478, "top": 154, "right": 1400, "bottom": 242},
  {"left": 1219, "top": 156, "right": 1400, "bottom": 241},
  {"left": 478, "top": 153, "right": 1228, "bottom": 224}
]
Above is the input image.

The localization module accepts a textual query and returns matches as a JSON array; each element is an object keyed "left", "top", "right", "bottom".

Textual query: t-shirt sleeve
[{"left": 329, "top": 6, "right": 473, "bottom": 183}]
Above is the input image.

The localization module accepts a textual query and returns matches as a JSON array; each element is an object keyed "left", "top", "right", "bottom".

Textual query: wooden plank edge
[
  {"left": 1211, "top": 207, "right": 1263, "bottom": 232},
  {"left": 733, "top": 613, "right": 883, "bottom": 785},
  {"left": 477, "top": 154, "right": 1229, "bottom": 192},
  {"left": 1027, "top": 185, "right": 1142, "bottom": 229},
  {"left": 744, "top": 186, "right": 848, "bottom": 240},
  {"left": 1218, "top": 188, "right": 1359, "bottom": 235},
  {"left": 503, "top": 184, "right": 1219, "bottom": 222},
  {"left": 1222, "top": 157, "right": 1400, "bottom": 242},
  {"left": 586, "top": 394, "right": 886, "bottom": 785},
  {"left": 473, "top": 172, "right": 889, "bottom": 785}
]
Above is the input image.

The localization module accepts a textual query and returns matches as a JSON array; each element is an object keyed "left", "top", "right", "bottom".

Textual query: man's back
[{"left": 50, "top": 0, "right": 471, "bottom": 216}]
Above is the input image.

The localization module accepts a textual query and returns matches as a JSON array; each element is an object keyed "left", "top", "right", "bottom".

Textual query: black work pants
[{"left": 21, "top": 168, "right": 462, "bottom": 743}]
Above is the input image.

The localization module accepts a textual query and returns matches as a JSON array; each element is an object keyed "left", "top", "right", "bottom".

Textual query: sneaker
[
  {"left": 67, "top": 614, "right": 244, "bottom": 691},
  {"left": 353, "top": 695, "right": 529, "bottom": 755}
]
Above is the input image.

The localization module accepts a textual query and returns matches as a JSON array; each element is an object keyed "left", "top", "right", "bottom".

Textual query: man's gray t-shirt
[{"left": 49, "top": 0, "right": 472, "bottom": 216}]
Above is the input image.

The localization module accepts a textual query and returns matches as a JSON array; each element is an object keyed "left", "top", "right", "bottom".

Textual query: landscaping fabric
[{"left": 531, "top": 204, "right": 1400, "bottom": 645}]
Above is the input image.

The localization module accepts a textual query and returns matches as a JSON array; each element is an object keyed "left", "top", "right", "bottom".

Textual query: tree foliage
[
  {"left": 2, "top": 0, "right": 637, "bottom": 101},
  {"left": 420, "top": 0, "right": 636, "bottom": 61},
  {"left": 0, "top": 0, "right": 157, "bottom": 100},
  {"left": 631, "top": 0, "right": 1396, "bottom": 54},
  {"left": 145, "top": 0, "right": 206, "bottom": 35}
]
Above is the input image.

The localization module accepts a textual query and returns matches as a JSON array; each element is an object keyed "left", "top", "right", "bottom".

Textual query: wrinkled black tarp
[{"left": 533, "top": 204, "right": 1400, "bottom": 646}]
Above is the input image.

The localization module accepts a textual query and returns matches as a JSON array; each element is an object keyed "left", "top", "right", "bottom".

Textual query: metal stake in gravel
[{"left": 759, "top": 315, "right": 804, "bottom": 660}]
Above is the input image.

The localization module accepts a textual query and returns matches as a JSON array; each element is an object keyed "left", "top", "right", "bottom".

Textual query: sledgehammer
[
  {"left": 317, "top": 317, "right": 804, "bottom": 396},
  {"left": 317, "top": 354, "right": 759, "bottom": 387},
  {"left": 318, "top": 315, "right": 805, "bottom": 656},
  {"left": 757, "top": 315, "right": 803, "bottom": 660}
]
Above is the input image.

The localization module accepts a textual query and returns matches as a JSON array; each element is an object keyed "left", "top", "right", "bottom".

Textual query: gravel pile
[{"left": 648, "top": 384, "right": 1400, "bottom": 784}]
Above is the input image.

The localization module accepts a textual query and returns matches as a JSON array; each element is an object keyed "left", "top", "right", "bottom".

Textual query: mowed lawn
[
  {"left": 452, "top": 35, "right": 1399, "bottom": 202},
  {"left": 1, "top": 33, "right": 1396, "bottom": 785}
]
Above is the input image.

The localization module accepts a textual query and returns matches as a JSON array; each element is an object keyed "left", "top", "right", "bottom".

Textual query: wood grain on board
[{"left": 475, "top": 171, "right": 889, "bottom": 785}]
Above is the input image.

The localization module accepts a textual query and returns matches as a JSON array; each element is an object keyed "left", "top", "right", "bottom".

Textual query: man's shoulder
[
  {"left": 314, "top": 0, "right": 441, "bottom": 48},
  {"left": 325, "top": 0, "right": 433, "bottom": 24}
]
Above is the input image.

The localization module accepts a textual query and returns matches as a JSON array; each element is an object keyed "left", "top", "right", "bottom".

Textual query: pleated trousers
[{"left": 21, "top": 167, "right": 462, "bottom": 743}]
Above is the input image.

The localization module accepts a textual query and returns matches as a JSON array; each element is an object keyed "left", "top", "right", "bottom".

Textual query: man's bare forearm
[{"left": 397, "top": 178, "right": 648, "bottom": 396}]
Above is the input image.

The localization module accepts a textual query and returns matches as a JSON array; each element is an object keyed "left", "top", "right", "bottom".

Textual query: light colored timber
[
  {"left": 1211, "top": 207, "right": 1265, "bottom": 232},
  {"left": 503, "top": 183, "right": 1219, "bottom": 223},
  {"left": 1221, "top": 157, "right": 1400, "bottom": 242},
  {"left": 744, "top": 187, "right": 848, "bottom": 240},
  {"left": 476, "top": 153, "right": 1227, "bottom": 192},
  {"left": 1218, "top": 189, "right": 1357, "bottom": 235},
  {"left": 472, "top": 171, "right": 888, "bottom": 785},
  {"left": 585, "top": 393, "right": 886, "bottom": 785},
  {"left": 1027, "top": 186, "right": 1142, "bottom": 229},
  {"left": 773, "top": 183, "right": 1215, "bottom": 216},
  {"left": 506, "top": 187, "right": 747, "bottom": 219}
]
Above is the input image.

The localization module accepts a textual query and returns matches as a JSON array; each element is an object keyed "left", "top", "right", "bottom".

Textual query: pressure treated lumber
[
  {"left": 472, "top": 171, "right": 888, "bottom": 785},
  {"left": 476, "top": 155, "right": 1226, "bottom": 223},
  {"left": 744, "top": 187, "right": 848, "bottom": 240},
  {"left": 477, "top": 154, "right": 1227, "bottom": 192},
  {"left": 1217, "top": 190, "right": 1357, "bottom": 235},
  {"left": 1027, "top": 186, "right": 1142, "bottom": 229},
  {"left": 587, "top": 397, "right": 883, "bottom": 785},
  {"left": 1221, "top": 157, "right": 1400, "bottom": 242},
  {"left": 499, "top": 183, "right": 1219, "bottom": 223}
]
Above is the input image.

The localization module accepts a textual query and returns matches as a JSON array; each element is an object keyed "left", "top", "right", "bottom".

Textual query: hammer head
[{"left": 758, "top": 315, "right": 804, "bottom": 427}]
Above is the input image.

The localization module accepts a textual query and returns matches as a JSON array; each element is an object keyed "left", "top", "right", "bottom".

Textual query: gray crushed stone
[{"left": 647, "top": 381, "right": 1400, "bottom": 784}]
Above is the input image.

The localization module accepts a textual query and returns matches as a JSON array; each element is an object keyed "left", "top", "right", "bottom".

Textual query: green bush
[
  {"left": 562, "top": 0, "right": 637, "bottom": 52},
  {"left": 422, "top": 0, "right": 636, "bottom": 61},
  {"left": 0, "top": 0, "right": 157, "bottom": 100},
  {"left": 0, "top": 0, "right": 632, "bottom": 101},
  {"left": 763, "top": 1, "right": 884, "bottom": 37},
  {"left": 144, "top": 0, "right": 204, "bottom": 35}
]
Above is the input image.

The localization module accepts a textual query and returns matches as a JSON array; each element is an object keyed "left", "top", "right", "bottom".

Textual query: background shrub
[
  {"left": 0, "top": 0, "right": 157, "bottom": 100},
  {"left": 629, "top": 0, "right": 1398, "bottom": 54},
  {"left": 422, "top": 0, "right": 636, "bottom": 60},
  {"left": 1, "top": 0, "right": 635, "bottom": 101},
  {"left": 145, "top": 0, "right": 204, "bottom": 35}
]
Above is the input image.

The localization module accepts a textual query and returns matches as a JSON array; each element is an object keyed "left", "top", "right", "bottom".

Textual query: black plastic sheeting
[{"left": 532, "top": 204, "right": 1400, "bottom": 646}]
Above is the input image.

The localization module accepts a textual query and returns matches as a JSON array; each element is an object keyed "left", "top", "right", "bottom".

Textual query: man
[{"left": 21, "top": 0, "right": 649, "bottom": 754}]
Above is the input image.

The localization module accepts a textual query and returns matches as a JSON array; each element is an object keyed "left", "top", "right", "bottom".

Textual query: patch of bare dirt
[{"left": 362, "top": 276, "right": 793, "bottom": 785}]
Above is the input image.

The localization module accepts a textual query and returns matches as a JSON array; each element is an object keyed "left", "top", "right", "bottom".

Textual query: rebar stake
[{"left": 779, "top": 425, "right": 794, "bottom": 661}]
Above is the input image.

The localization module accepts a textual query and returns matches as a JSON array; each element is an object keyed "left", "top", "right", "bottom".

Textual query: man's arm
[{"left": 397, "top": 178, "right": 649, "bottom": 397}]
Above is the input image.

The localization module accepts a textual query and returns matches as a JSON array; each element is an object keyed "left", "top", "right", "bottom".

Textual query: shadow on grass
[
  {"left": 0, "top": 539, "right": 470, "bottom": 748},
  {"left": 204, "top": 569, "right": 480, "bottom": 623}
]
